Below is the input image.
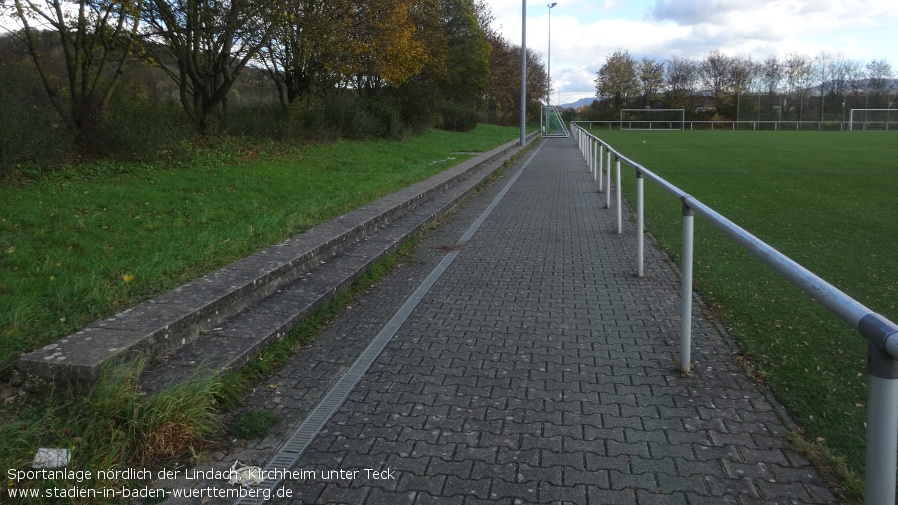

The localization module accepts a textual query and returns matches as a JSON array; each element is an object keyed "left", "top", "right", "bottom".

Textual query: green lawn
[
  {"left": 586, "top": 128, "right": 898, "bottom": 489},
  {"left": 0, "top": 125, "right": 521, "bottom": 369}
]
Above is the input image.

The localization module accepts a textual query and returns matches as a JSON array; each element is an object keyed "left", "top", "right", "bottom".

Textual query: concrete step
[
  {"left": 18, "top": 134, "right": 536, "bottom": 384},
  {"left": 139, "top": 175, "right": 469, "bottom": 392}
]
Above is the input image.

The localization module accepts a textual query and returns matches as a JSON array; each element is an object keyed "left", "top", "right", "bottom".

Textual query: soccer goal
[
  {"left": 619, "top": 109, "right": 685, "bottom": 130},
  {"left": 849, "top": 109, "right": 896, "bottom": 131}
]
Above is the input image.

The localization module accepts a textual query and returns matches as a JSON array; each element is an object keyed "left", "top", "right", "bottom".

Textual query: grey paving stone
[{"left": 157, "top": 138, "right": 837, "bottom": 505}]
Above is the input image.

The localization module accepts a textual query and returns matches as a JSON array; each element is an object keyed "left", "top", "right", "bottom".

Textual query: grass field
[
  {"left": 1, "top": 124, "right": 526, "bottom": 501},
  {"left": 586, "top": 128, "right": 898, "bottom": 493},
  {"left": 0, "top": 125, "right": 521, "bottom": 370}
]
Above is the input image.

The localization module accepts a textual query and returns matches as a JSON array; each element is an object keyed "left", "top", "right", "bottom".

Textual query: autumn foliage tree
[
  {"left": 594, "top": 49, "right": 639, "bottom": 113},
  {"left": 260, "top": 0, "right": 356, "bottom": 106},
  {"left": 439, "top": 0, "right": 489, "bottom": 107},
  {"left": 1, "top": 0, "right": 542, "bottom": 168},
  {"left": 482, "top": 32, "right": 546, "bottom": 125},
  {"left": 349, "top": 0, "right": 427, "bottom": 95},
  {"left": 636, "top": 57, "right": 665, "bottom": 108}
]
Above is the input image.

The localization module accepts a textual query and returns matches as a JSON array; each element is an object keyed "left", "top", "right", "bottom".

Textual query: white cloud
[{"left": 483, "top": 0, "right": 898, "bottom": 104}]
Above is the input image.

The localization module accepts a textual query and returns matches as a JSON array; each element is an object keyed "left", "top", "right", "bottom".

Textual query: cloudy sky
[{"left": 484, "top": 0, "right": 898, "bottom": 105}]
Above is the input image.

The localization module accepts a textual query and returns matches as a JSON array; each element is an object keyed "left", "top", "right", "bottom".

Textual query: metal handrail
[
  {"left": 571, "top": 122, "right": 898, "bottom": 505},
  {"left": 575, "top": 119, "right": 898, "bottom": 131}
]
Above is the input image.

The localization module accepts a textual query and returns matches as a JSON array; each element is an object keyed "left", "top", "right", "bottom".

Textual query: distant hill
[{"left": 558, "top": 97, "right": 596, "bottom": 109}]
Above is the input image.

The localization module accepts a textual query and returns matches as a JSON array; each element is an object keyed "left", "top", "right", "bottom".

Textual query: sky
[{"left": 483, "top": 0, "right": 898, "bottom": 105}]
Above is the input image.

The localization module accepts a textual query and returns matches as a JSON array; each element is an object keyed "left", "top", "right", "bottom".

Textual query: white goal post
[
  {"left": 619, "top": 109, "right": 685, "bottom": 130},
  {"left": 849, "top": 109, "right": 896, "bottom": 131}
]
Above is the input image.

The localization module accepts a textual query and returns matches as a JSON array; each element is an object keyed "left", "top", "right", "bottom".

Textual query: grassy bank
[
  {"left": 0, "top": 125, "right": 520, "bottom": 369},
  {"left": 588, "top": 128, "right": 898, "bottom": 496},
  {"left": 1, "top": 124, "right": 525, "bottom": 503}
]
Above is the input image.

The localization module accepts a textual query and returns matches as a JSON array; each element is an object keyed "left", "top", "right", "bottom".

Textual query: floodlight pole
[
  {"left": 520, "top": 1, "right": 527, "bottom": 146},
  {"left": 547, "top": 3, "right": 557, "bottom": 106}
]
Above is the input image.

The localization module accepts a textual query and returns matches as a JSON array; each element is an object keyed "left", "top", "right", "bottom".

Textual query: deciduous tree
[
  {"left": 8, "top": 0, "right": 142, "bottom": 148},
  {"left": 482, "top": 33, "right": 545, "bottom": 125},
  {"left": 350, "top": 0, "right": 428, "bottom": 95},
  {"left": 439, "top": 0, "right": 490, "bottom": 106},
  {"left": 783, "top": 52, "right": 812, "bottom": 120},
  {"left": 594, "top": 49, "right": 638, "bottom": 113},
  {"left": 260, "top": 0, "right": 355, "bottom": 106},
  {"left": 636, "top": 57, "right": 665, "bottom": 108},
  {"left": 761, "top": 56, "right": 782, "bottom": 97},
  {"left": 665, "top": 55, "right": 697, "bottom": 111},
  {"left": 140, "top": 0, "right": 280, "bottom": 132},
  {"left": 866, "top": 59, "right": 895, "bottom": 107},
  {"left": 698, "top": 49, "right": 735, "bottom": 112}
]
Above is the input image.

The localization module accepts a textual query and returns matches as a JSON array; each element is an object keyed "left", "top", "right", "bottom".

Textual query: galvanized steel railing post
[
  {"left": 615, "top": 156, "right": 622, "bottom": 234},
  {"left": 598, "top": 143, "right": 604, "bottom": 190},
  {"left": 591, "top": 139, "right": 596, "bottom": 177},
  {"left": 592, "top": 139, "right": 597, "bottom": 181},
  {"left": 586, "top": 134, "right": 591, "bottom": 174},
  {"left": 587, "top": 137, "right": 592, "bottom": 173},
  {"left": 679, "top": 201, "right": 695, "bottom": 373},
  {"left": 589, "top": 135, "right": 596, "bottom": 174},
  {"left": 636, "top": 171, "right": 644, "bottom": 277},
  {"left": 580, "top": 129, "right": 585, "bottom": 157},
  {"left": 865, "top": 373, "right": 898, "bottom": 505},
  {"left": 860, "top": 314, "right": 898, "bottom": 505},
  {"left": 606, "top": 149, "right": 612, "bottom": 209}
]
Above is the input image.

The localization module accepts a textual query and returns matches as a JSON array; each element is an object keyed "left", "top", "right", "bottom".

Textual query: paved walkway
[{"left": 200, "top": 138, "right": 833, "bottom": 504}]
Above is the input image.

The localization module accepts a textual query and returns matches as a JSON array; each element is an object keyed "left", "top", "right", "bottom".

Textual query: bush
[
  {"left": 358, "top": 97, "right": 406, "bottom": 140},
  {"left": 0, "top": 90, "right": 74, "bottom": 172},
  {"left": 439, "top": 101, "right": 480, "bottom": 132},
  {"left": 221, "top": 103, "right": 289, "bottom": 140},
  {"left": 102, "top": 94, "right": 192, "bottom": 160},
  {"left": 393, "top": 78, "right": 443, "bottom": 133},
  {"left": 285, "top": 95, "right": 409, "bottom": 141},
  {"left": 0, "top": 35, "right": 74, "bottom": 172}
]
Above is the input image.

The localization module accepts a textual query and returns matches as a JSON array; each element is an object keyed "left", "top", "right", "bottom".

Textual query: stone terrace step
[
  {"left": 138, "top": 159, "right": 498, "bottom": 392},
  {"left": 18, "top": 134, "right": 537, "bottom": 383}
]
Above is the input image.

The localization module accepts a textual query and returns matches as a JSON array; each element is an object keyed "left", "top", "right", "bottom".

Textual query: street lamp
[
  {"left": 547, "top": 3, "right": 557, "bottom": 106},
  {"left": 520, "top": 0, "right": 527, "bottom": 146}
]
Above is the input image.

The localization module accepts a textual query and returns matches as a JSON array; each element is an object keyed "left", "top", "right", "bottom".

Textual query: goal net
[
  {"left": 619, "top": 109, "right": 685, "bottom": 130},
  {"left": 849, "top": 109, "right": 896, "bottom": 131}
]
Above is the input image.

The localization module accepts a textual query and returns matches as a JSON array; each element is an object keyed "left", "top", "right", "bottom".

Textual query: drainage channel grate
[{"left": 232, "top": 141, "right": 544, "bottom": 504}]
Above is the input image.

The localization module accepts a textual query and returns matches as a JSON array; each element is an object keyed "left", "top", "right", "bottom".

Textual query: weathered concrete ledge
[{"left": 18, "top": 133, "right": 539, "bottom": 383}]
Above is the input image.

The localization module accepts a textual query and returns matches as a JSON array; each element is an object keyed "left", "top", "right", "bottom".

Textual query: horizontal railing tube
[{"left": 685, "top": 197, "right": 870, "bottom": 329}]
